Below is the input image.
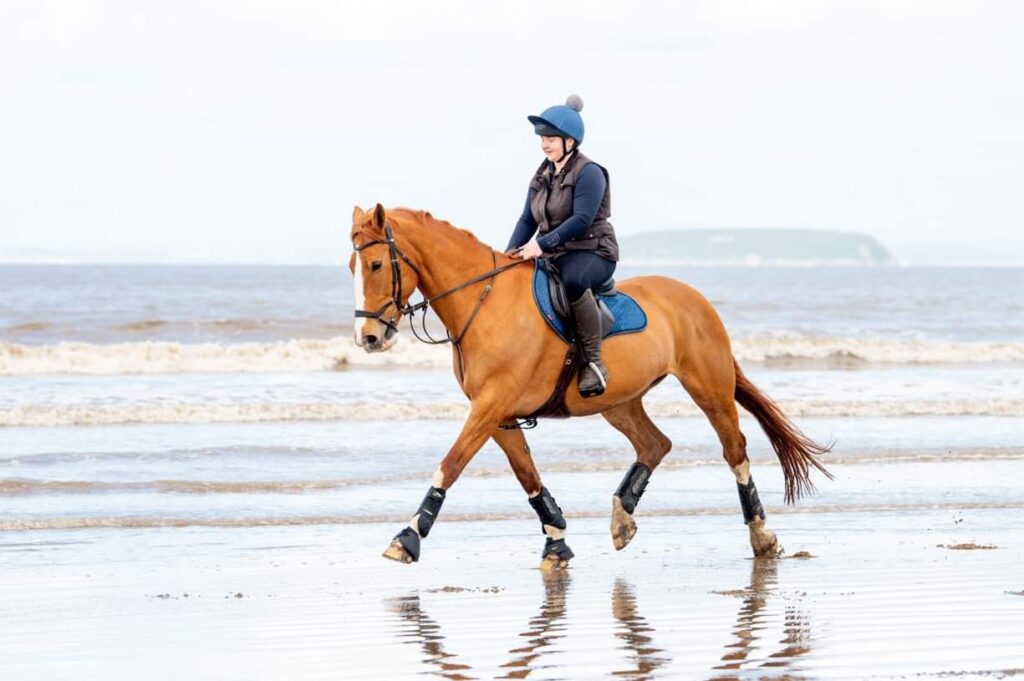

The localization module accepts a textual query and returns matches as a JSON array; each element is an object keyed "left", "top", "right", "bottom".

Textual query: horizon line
[{"left": 2, "top": 259, "right": 1023, "bottom": 268}]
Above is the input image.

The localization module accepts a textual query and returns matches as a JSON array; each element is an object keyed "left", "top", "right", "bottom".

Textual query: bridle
[
  {"left": 352, "top": 222, "right": 528, "bottom": 346},
  {"left": 353, "top": 223, "right": 420, "bottom": 339}
]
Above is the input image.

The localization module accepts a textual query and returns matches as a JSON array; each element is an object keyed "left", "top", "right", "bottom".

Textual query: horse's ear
[
  {"left": 373, "top": 203, "right": 386, "bottom": 229},
  {"left": 351, "top": 205, "right": 364, "bottom": 223}
]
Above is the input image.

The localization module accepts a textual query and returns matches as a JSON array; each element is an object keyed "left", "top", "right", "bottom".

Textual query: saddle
[
  {"left": 532, "top": 259, "right": 647, "bottom": 344},
  {"left": 538, "top": 259, "right": 616, "bottom": 338},
  {"left": 505, "top": 260, "right": 648, "bottom": 427}
]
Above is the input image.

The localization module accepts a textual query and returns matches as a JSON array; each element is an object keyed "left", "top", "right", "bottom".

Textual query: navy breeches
[{"left": 553, "top": 251, "right": 616, "bottom": 302}]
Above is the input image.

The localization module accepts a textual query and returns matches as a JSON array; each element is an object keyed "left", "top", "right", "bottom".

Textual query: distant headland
[{"left": 618, "top": 228, "right": 893, "bottom": 266}]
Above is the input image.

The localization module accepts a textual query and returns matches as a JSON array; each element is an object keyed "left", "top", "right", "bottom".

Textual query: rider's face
[{"left": 540, "top": 135, "right": 574, "bottom": 161}]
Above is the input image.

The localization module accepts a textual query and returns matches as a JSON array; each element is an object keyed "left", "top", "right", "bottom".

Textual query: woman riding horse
[
  {"left": 353, "top": 203, "right": 831, "bottom": 570},
  {"left": 507, "top": 94, "right": 617, "bottom": 398},
  {"left": 352, "top": 100, "right": 831, "bottom": 569}
]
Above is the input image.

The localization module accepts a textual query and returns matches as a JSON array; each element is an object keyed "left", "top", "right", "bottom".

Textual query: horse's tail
[{"left": 733, "top": 358, "right": 833, "bottom": 503}]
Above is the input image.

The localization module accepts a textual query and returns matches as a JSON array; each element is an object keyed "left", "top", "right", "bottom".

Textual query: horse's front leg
[
  {"left": 492, "top": 424, "right": 574, "bottom": 571},
  {"left": 382, "top": 396, "right": 508, "bottom": 564}
]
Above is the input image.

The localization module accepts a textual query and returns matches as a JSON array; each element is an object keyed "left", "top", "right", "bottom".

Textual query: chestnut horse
[{"left": 350, "top": 204, "right": 831, "bottom": 569}]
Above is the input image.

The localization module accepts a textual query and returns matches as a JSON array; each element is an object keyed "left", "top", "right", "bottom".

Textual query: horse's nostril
[{"left": 364, "top": 334, "right": 379, "bottom": 347}]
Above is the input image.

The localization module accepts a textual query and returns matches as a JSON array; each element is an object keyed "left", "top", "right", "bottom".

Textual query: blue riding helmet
[{"left": 528, "top": 94, "right": 585, "bottom": 143}]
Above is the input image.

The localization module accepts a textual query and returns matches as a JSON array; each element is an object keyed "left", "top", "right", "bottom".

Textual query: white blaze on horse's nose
[{"left": 353, "top": 251, "right": 365, "bottom": 344}]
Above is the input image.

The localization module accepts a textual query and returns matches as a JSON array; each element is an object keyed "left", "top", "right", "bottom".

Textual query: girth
[
  {"left": 498, "top": 343, "right": 579, "bottom": 431},
  {"left": 526, "top": 344, "right": 580, "bottom": 420}
]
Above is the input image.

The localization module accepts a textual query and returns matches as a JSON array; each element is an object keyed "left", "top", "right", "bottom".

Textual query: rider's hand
[{"left": 516, "top": 238, "right": 543, "bottom": 260}]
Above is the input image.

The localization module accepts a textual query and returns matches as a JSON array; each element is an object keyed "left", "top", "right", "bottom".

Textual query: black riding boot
[{"left": 570, "top": 289, "right": 609, "bottom": 397}]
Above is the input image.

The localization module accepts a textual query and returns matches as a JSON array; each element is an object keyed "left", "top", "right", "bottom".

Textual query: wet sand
[{"left": 2, "top": 505, "right": 1023, "bottom": 680}]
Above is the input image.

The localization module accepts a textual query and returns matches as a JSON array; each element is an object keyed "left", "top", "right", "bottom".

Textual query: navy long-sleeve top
[{"left": 506, "top": 162, "right": 607, "bottom": 253}]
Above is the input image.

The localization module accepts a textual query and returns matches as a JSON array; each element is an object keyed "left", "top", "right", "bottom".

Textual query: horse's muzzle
[
  {"left": 361, "top": 333, "right": 384, "bottom": 352},
  {"left": 357, "top": 326, "right": 398, "bottom": 353}
]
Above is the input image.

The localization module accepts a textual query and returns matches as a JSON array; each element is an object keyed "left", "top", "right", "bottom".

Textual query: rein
[{"left": 353, "top": 223, "right": 528, "bottom": 346}]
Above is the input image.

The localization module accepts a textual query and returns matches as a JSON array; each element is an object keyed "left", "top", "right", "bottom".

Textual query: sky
[{"left": 1, "top": 1, "right": 1022, "bottom": 265}]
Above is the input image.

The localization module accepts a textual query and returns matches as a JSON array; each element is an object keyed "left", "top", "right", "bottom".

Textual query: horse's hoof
[
  {"left": 540, "top": 537, "right": 573, "bottom": 571},
  {"left": 382, "top": 539, "right": 415, "bottom": 563},
  {"left": 750, "top": 524, "right": 784, "bottom": 558},
  {"left": 382, "top": 528, "right": 420, "bottom": 563},
  {"left": 540, "top": 554, "right": 570, "bottom": 572},
  {"left": 610, "top": 496, "right": 637, "bottom": 551}
]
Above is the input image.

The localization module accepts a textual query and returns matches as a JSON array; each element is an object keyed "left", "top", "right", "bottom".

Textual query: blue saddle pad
[{"left": 532, "top": 262, "right": 648, "bottom": 344}]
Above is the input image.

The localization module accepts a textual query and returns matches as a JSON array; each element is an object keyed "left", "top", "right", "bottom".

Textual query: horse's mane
[{"left": 391, "top": 207, "right": 497, "bottom": 254}]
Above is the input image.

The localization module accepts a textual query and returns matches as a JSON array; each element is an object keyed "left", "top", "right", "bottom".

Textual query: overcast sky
[{"left": 2, "top": 1, "right": 1022, "bottom": 265}]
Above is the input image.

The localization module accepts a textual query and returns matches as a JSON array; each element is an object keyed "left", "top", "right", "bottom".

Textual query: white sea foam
[
  {"left": 730, "top": 335, "right": 1024, "bottom": 365},
  {"left": 1, "top": 335, "right": 1023, "bottom": 376},
  {"left": 1, "top": 398, "right": 1020, "bottom": 427},
  {"left": 0, "top": 337, "right": 452, "bottom": 375}
]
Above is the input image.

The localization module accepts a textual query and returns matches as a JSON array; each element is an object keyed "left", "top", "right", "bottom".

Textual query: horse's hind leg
[
  {"left": 601, "top": 398, "right": 672, "bottom": 551},
  {"left": 679, "top": 375, "right": 783, "bottom": 558},
  {"left": 492, "top": 424, "right": 574, "bottom": 571}
]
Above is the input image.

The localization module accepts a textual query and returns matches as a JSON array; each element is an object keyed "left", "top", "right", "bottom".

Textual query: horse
[{"left": 350, "top": 203, "right": 831, "bottom": 569}]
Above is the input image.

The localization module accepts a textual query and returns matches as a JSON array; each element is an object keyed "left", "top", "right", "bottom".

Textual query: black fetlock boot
[{"left": 570, "top": 289, "right": 609, "bottom": 398}]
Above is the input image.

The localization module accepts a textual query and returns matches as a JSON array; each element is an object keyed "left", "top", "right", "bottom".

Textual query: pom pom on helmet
[{"left": 565, "top": 94, "right": 583, "bottom": 112}]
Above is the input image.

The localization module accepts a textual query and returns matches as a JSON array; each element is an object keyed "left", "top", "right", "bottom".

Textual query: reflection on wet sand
[
  {"left": 711, "top": 559, "right": 814, "bottom": 678},
  {"left": 499, "top": 570, "right": 572, "bottom": 679},
  {"left": 388, "top": 572, "right": 572, "bottom": 681},
  {"left": 389, "top": 594, "right": 474, "bottom": 680},
  {"left": 610, "top": 578, "right": 670, "bottom": 679},
  {"left": 388, "top": 559, "right": 812, "bottom": 679}
]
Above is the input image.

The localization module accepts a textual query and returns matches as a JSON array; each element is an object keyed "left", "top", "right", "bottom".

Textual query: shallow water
[
  {"left": 1, "top": 264, "right": 1022, "bottom": 678},
  {"left": 3, "top": 265, "right": 1022, "bottom": 344}
]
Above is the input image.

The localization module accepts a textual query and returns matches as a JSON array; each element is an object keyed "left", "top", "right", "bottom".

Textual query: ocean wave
[
  {"left": 5, "top": 321, "right": 52, "bottom": 333},
  {"left": 8, "top": 317, "right": 353, "bottom": 338},
  {"left": 1, "top": 398, "right": 1020, "bottom": 427},
  {"left": 6, "top": 446, "right": 1021, "bottom": 471},
  {"left": 730, "top": 335, "right": 1024, "bottom": 365},
  {"left": 113, "top": 319, "right": 168, "bottom": 332},
  {"left": 4, "top": 501, "right": 1023, "bottom": 532},
  {"left": 0, "top": 478, "right": 377, "bottom": 495},
  {"left": 6, "top": 449, "right": 1023, "bottom": 495},
  {"left": 111, "top": 317, "right": 334, "bottom": 333},
  {"left": 2, "top": 335, "right": 1022, "bottom": 376},
  {"left": 0, "top": 337, "right": 452, "bottom": 375},
  {"left": 0, "top": 402, "right": 466, "bottom": 427}
]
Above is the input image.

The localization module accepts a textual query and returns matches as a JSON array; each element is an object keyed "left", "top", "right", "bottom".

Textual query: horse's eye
[{"left": 371, "top": 261, "right": 383, "bottom": 272}]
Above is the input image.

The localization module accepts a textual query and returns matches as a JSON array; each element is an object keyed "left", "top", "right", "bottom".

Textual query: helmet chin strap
[{"left": 555, "top": 138, "right": 576, "bottom": 163}]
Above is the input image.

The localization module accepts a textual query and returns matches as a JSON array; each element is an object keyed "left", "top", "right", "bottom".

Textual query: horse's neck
[{"left": 404, "top": 220, "right": 502, "bottom": 334}]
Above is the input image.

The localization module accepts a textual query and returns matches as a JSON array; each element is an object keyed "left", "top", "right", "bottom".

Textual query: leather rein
[{"left": 353, "top": 223, "right": 528, "bottom": 346}]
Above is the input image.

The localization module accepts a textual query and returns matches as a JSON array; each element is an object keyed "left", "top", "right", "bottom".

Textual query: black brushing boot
[{"left": 570, "top": 289, "right": 608, "bottom": 397}]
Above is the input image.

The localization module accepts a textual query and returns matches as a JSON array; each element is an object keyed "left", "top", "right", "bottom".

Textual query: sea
[{"left": 1, "top": 264, "right": 1022, "bottom": 531}]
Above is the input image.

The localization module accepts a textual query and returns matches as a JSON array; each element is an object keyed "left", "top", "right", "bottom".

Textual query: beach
[
  {"left": 3, "top": 508, "right": 1023, "bottom": 679},
  {"left": 2, "top": 264, "right": 1023, "bottom": 679}
]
